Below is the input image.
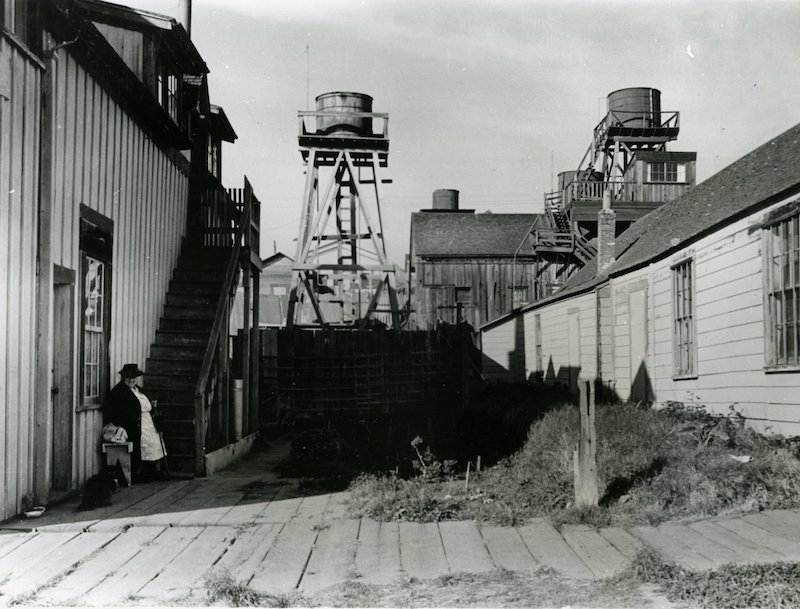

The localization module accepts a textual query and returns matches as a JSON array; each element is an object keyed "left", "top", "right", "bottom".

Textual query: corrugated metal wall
[
  {"left": 47, "top": 47, "right": 189, "bottom": 491},
  {"left": 0, "top": 34, "right": 43, "bottom": 521}
]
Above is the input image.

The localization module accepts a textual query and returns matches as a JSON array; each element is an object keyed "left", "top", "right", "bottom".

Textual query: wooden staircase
[
  {"left": 533, "top": 191, "right": 598, "bottom": 265},
  {"left": 144, "top": 245, "right": 232, "bottom": 475}
]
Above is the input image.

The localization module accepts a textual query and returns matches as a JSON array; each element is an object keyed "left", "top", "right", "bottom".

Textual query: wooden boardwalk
[{"left": 1, "top": 441, "right": 799, "bottom": 606}]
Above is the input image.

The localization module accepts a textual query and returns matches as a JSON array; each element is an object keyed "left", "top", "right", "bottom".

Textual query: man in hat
[{"left": 105, "top": 363, "right": 167, "bottom": 481}]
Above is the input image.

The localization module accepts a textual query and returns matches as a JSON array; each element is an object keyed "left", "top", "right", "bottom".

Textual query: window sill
[
  {"left": 764, "top": 365, "right": 800, "bottom": 374},
  {"left": 76, "top": 403, "right": 103, "bottom": 413},
  {"left": 672, "top": 373, "right": 698, "bottom": 381}
]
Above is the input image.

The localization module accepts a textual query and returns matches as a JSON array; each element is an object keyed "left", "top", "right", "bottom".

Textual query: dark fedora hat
[{"left": 119, "top": 363, "right": 145, "bottom": 378}]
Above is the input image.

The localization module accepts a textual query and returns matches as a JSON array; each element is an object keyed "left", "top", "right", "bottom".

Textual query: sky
[{"left": 110, "top": 0, "right": 800, "bottom": 263}]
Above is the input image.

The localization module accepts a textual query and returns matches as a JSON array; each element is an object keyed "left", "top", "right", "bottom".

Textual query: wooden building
[
  {"left": 533, "top": 88, "right": 696, "bottom": 262},
  {"left": 1, "top": 0, "right": 261, "bottom": 521},
  {"left": 407, "top": 191, "right": 579, "bottom": 330},
  {"left": 482, "top": 122, "right": 800, "bottom": 435}
]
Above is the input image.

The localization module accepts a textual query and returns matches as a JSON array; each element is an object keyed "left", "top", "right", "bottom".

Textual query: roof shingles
[{"left": 411, "top": 212, "right": 541, "bottom": 257}]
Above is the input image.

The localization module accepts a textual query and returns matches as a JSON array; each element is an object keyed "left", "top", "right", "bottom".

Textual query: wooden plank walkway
[{"left": 2, "top": 439, "right": 800, "bottom": 605}]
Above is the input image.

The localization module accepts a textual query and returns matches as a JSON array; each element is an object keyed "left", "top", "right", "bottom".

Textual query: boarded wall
[
  {"left": 0, "top": 33, "right": 43, "bottom": 521},
  {"left": 43, "top": 44, "right": 189, "bottom": 496}
]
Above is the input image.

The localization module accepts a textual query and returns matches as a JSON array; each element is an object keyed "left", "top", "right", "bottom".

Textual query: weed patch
[
  {"left": 633, "top": 548, "right": 800, "bottom": 608},
  {"left": 349, "top": 401, "right": 800, "bottom": 526}
]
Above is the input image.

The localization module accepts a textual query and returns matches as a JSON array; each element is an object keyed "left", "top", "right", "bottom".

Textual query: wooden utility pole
[{"left": 574, "top": 379, "right": 598, "bottom": 507}]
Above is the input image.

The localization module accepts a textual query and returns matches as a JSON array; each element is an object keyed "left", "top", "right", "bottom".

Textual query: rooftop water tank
[
  {"left": 607, "top": 88, "right": 661, "bottom": 128},
  {"left": 558, "top": 171, "right": 578, "bottom": 191},
  {"left": 315, "top": 92, "right": 373, "bottom": 136},
  {"left": 432, "top": 189, "right": 459, "bottom": 210}
]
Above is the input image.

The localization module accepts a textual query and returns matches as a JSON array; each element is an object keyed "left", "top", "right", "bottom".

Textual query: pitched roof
[
  {"left": 606, "top": 121, "right": 800, "bottom": 278},
  {"left": 482, "top": 121, "right": 800, "bottom": 329},
  {"left": 411, "top": 212, "right": 541, "bottom": 257}
]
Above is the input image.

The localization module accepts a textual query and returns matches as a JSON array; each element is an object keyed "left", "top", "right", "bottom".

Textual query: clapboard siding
[
  {"left": 481, "top": 321, "right": 518, "bottom": 381},
  {"left": 48, "top": 47, "right": 189, "bottom": 489},
  {"left": 0, "top": 33, "right": 43, "bottom": 521},
  {"left": 650, "top": 193, "right": 800, "bottom": 434}
]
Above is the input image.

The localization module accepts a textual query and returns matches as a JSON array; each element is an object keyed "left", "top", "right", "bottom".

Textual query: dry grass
[
  {"left": 348, "top": 401, "right": 800, "bottom": 527},
  {"left": 312, "top": 568, "right": 647, "bottom": 608}
]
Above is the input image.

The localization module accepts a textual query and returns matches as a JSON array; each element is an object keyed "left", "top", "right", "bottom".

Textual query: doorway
[{"left": 51, "top": 266, "right": 75, "bottom": 491}]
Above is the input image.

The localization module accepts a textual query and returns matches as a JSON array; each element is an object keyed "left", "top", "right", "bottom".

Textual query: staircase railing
[{"left": 193, "top": 177, "right": 258, "bottom": 475}]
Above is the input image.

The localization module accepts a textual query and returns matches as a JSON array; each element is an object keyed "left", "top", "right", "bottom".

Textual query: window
[
  {"left": 647, "top": 162, "right": 686, "bottom": 183},
  {"left": 207, "top": 138, "right": 220, "bottom": 177},
  {"left": 83, "top": 257, "right": 105, "bottom": 401},
  {"left": 157, "top": 66, "right": 179, "bottom": 123},
  {"left": 766, "top": 212, "right": 800, "bottom": 367},
  {"left": 79, "top": 207, "right": 113, "bottom": 410},
  {"left": 672, "top": 259, "right": 696, "bottom": 376}
]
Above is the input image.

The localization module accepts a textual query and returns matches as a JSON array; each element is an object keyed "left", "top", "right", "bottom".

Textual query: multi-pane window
[
  {"left": 647, "top": 162, "right": 687, "bottom": 183},
  {"left": 83, "top": 257, "right": 105, "bottom": 401},
  {"left": 157, "top": 67, "right": 179, "bottom": 123},
  {"left": 766, "top": 213, "right": 800, "bottom": 367},
  {"left": 672, "top": 259, "right": 695, "bottom": 376}
]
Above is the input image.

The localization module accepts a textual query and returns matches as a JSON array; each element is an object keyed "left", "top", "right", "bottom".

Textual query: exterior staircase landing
[{"left": 144, "top": 245, "right": 231, "bottom": 475}]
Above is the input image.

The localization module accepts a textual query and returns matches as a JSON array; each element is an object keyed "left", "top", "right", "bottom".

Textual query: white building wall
[{"left": 649, "top": 193, "right": 800, "bottom": 435}]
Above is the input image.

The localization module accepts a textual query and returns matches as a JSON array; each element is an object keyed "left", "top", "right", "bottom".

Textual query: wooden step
[
  {"left": 149, "top": 344, "right": 205, "bottom": 360},
  {"left": 162, "top": 305, "right": 217, "bottom": 320},
  {"left": 145, "top": 385, "right": 196, "bottom": 404},
  {"left": 161, "top": 418, "right": 195, "bottom": 437},
  {"left": 165, "top": 453, "right": 197, "bottom": 475},
  {"left": 165, "top": 293, "right": 217, "bottom": 308},
  {"left": 168, "top": 280, "right": 223, "bottom": 296},
  {"left": 153, "top": 330, "right": 209, "bottom": 347},
  {"left": 146, "top": 358, "right": 203, "bottom": 374},
  {"left": 146, "top": 374, "right": 198, "bottom": 391},
  {"left": 171, "top": 268, "right": 227, "bottom": 283},
  {"left": 158, "top": 317, "right": 218, "bottom": 332},
  {"left": 163, "top": 435, "right": 196, "bottom": 456}
]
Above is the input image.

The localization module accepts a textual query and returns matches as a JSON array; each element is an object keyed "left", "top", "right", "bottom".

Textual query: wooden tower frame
[{"left": 286, "top": 98, "right": 400, "bottom": 328}]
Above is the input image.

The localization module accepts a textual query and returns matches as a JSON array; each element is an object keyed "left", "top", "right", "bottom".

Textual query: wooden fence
[{"left": 258, "top": 325, "right": 476, "bottom": 421}]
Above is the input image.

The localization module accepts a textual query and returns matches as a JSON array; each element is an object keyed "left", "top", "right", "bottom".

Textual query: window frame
[
  {"left": 671, "top": 256, "right": 697, "bottom": 379},
  {"left": 646, "top": 161, "right": 687, "bottom": 184},
  {"left": 78, "top": 206, "right": 113, "bottom": 411},
  {"left": 764, "top": 210, "right": 800, "bottom": 371}
]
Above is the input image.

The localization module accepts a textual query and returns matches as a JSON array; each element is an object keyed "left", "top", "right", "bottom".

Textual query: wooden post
[{"left": 573, "top": 378, "right": 598, "bottom": 507}]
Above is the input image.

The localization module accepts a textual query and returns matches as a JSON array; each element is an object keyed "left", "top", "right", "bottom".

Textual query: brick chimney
[{"left": 597, "top": 190, "right": 616, "bottom": 274}]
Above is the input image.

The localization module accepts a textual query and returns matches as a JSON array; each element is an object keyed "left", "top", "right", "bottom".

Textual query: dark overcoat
[{"left": 105, "top": 382, "right": 150, "bottom": 471}]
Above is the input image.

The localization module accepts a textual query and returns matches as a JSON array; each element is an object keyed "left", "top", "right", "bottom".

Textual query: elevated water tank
[
  {"left": 432, "top": 189, "right": 459, "bottom": 210},
  {"left": 315, "top": 92, "right": 373, "bottom": 136},
  {"left": 558, "top": 171, "right": 578, "bottom": 191},
  {"left": 607, "top": 88, "right": 661, "bottom": 128}
]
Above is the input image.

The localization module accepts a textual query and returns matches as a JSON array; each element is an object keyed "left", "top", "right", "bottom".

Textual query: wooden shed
[{"left": 407, "top": 209, "right": 578, "bottom": 331}]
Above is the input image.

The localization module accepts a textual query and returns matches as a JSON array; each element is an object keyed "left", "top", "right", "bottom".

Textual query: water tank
[
  {"left": 432, "top": 189, "right": 459, "bottom": 210},
  {"left": 315, "top": 92, "right": 373, "bottom": 136},
  {"left": 607, "top": 88, "right": 661, "bottom": 128},
  {"left": 558, "top": 171, "right": 577, "bottom": 191}
]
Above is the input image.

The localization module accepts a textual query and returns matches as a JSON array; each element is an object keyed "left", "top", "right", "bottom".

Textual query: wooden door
[
  {"left": 51, "top": 267, "right": 75, "bottom": 490},
  {"left": 629, "top": 289, "right": 648, "bottom": 402}
]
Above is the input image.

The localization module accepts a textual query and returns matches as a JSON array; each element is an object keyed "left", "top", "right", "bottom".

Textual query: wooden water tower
[
  {"left": 578, "top": 87, "right": 680, "bottom": 189},
  {"left": 286, "top": 92, "right": 400, "bottom": 328}
]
